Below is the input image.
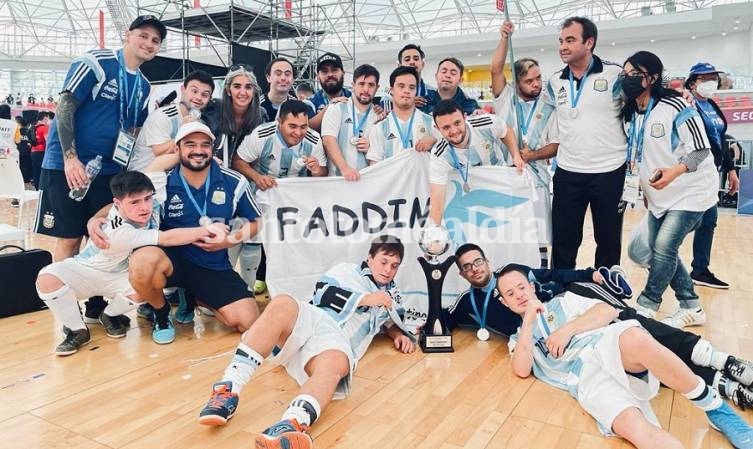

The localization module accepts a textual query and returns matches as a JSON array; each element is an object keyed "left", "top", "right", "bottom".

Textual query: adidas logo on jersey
[
  {"left": 386, "top": 133, "right": 397, "bottom": 140},
  {"left": 170, "top": 194, "right": 181, "bottom": 204},
  {"left": 110, "top": 216, "right": 124, "bottom": 229},
  {"left": 344, "top": 117, "right": 353, "bottom": 124}
]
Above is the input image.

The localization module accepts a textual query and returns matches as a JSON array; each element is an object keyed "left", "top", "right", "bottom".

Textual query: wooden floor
[{"left": 1, "top": 200, "right": 752, "bottom": 449}]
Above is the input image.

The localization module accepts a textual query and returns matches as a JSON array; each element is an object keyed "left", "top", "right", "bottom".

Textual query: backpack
[{"left": 27, "top": 125, "right": 38, "bottom": 147}]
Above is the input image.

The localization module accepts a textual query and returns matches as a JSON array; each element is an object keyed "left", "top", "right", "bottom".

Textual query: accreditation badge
[
  {"left": 113, "top": 130, "right": 136, "bottom": 167},
  {"left": 621, "top": 172, "right": 640, "bottom": 206}
]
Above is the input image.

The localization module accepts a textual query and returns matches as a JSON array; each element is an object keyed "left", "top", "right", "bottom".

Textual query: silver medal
[
  {"left": 199, "top": 216, "right": 212, "bottom": 226},
  {"left": 350, "top": 136, "right": 359, "bottom": 146},
  {"left": 569, "top": 108, "right": 579, "bottom": 119},
  {"left": 476, "top": 328, "right": 490, "bottom": 341},
  {"left": 296, "top": 157, "right": 306, "bottom": 167},
  {"left": 462, "top": 183, "right": 471, "bottom": 193}
]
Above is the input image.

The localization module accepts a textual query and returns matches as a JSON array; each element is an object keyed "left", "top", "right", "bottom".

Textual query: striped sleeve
[
  {"left": 667, "top": 98, "right": 711, "bottom": 172},
  {"left": 62, "top": 53, "right": 102, "bottom": 102},
  {"left": 312, "top": 273, "right": 365, "bottom": 325}
]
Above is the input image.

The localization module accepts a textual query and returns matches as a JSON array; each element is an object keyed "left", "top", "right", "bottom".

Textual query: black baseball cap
[
  {"left": 317, "top": 52, "right": 343, "bottom": 72},
  {"left": 129, "top": 15, "right": 167, "bottom": 41}
]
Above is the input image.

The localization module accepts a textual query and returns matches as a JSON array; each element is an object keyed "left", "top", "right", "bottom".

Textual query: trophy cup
[{"left": 418, "top": 225, "right": 456, "bottom": 353}]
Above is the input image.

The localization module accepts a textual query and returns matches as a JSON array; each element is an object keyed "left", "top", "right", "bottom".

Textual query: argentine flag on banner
[{"left": 257, "top": 151, "right": 539, "bottom": 330}]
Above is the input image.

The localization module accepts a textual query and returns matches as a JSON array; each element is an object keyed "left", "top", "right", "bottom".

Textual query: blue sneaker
[
  {"left": 137, "top": 304, "right": 154, "bottom": 322},
  {"left": 706, "top": 401, "right": 753, "bottom": 449},
  {"left": 175, "top": 291, "right": 195, "bottom": 324},
  {"left": 198, "top": 381, "right": 239, "bottom": 426},
  {"left": 254, "top": 418, "right": 312, "bottom": 449},
  {"left": 152, "top": 316, "right": 175, "bottom": 345}
]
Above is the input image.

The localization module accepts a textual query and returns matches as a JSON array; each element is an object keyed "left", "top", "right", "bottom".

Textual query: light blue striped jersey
[
  {"left": 429, "top": 114, "right": 510, "bottom": 185},
  {"left": 508, "top": 293, "right": 604, "bottom": 391},
  {"left": 235, "top": 122, "right": 326, "bottom": 180},
  {"left": 494, "top": 85, "right": 556, "bottom": 187},
  {"left": 366, "top": 109, "right": 435, "bottom": 163},
  {"left": 320, "top": 97, "right": 380, "bottom": 175},
  {"left": 311, "top": 261, "right": 405, "bottom": 361},
  {"left": 130, "top": 103, "right": 182, "bottom": 172}
]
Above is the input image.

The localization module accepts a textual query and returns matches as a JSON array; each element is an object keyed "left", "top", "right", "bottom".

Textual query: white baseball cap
[{"left": 174, "top": 121, "right": 215, "bottom": 143}]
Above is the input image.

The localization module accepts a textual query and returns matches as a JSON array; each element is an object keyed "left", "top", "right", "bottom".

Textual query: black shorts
[
  {"left": 163, "top": 246, "right": 251, "bottom": 310},
  {"left": 35, "top": 168, "right": 116, "bottom": 238}
]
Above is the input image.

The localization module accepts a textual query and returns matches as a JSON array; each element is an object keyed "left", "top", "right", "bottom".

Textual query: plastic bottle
[{"left": 68, "top": 155, "right": 103, "bottom": 201}]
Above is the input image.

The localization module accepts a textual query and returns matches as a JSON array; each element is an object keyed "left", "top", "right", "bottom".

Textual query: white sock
[
  {"left": 238, "top": 244, "right": 262, "bottom": 290},
  {"left": 103, "top": 295, "right": 138, "bottom": 317},
  {"left": 683, "top": 376, "right": 723, "bottom": 411},
  {"left": 221, "top": 342, "right": 264, "bottom": 393},
  {"left": 38, "top": 285, "right": 86, "bottom": 331},
  {"left": 691, "top": 339, "right": 729, "bottom": 370},
  {"left": 281, "top": 394, "right": 321, "bottom": 427}
]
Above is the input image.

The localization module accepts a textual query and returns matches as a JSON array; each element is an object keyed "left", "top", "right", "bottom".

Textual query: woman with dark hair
[
  {"left": 206, "top": 65, "right": 265, "bottom": 165},
  {"left": 621, "top": 51, "right": 717, "bottom": 329}
]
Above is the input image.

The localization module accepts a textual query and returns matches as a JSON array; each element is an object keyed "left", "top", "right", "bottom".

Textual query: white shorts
[
  {"left": 531, "top": 185, "right": 552, "bottom": 245},
  {"left": 270, "top": 303, "right": 356, "bottom": 400},
  {"left": 574, "top": 320, "right": 661, "bottom": 436},
  {"left": 39, "top": 259, "right": 136, "bottom": 300}
]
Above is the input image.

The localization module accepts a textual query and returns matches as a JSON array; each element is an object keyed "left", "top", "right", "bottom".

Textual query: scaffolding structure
[{"left": 137, "top": 0, "right": 356, "bottom": 86}]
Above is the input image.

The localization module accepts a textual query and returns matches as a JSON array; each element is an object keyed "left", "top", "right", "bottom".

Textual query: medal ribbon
[
  {"left": 470, "top": 277, "right": 495, "bottom": 329},
  {"left": 178, "top": 169, "right": 210, "bottom": 220},
  {"left": 391, "top": 110, "right": 416, "bottom": 149},
  {"left": 567, "top": 57, "right": 594, "bottom": 110}
]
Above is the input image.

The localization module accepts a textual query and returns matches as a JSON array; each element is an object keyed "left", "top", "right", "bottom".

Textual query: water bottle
[{"left": 68, "top": 155, "right": 103, "bottom": 201}]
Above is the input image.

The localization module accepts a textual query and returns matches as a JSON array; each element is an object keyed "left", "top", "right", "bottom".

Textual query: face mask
[
  {"left": 622, "top": 75, "right": 646, "bottom": 100},
  {"left": 695, "top": 80, "right": 717, "bottom": 98}
]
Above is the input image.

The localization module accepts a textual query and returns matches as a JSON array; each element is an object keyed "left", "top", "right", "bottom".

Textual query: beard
[
  {"left": 322, "top": 77, "right": 344, "bottom": 96},
  {"left": 180, "top": 152, "right": 212, "bottom": 171}
]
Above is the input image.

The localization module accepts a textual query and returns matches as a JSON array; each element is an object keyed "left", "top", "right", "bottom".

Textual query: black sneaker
[
  {"left": 726, "top": 356, "right": 753, "bottom": 388},
  {"left": 99, "top": 312, "right": 128, "bottom": 338},
  {"left": 55, "top": 327, "right": 91, "bottom": 356},
  {"left": 691, "top": 270, "right": 730, "bottom": 289},
  {"left": 83, "top": 296, "right": 108, "bottom": 324}
]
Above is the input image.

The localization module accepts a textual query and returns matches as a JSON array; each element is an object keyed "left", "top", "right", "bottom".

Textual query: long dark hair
[
  {"left": 219, "top": 68, "right": 264, "bottom": 146},
  {"left": 620, "top": 51, "right": 680, "bottom": 123}
]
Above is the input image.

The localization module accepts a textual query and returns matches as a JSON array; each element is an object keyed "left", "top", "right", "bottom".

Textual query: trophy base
[{"left": 420, "top": 333, "right": 454, "bottom": 353}]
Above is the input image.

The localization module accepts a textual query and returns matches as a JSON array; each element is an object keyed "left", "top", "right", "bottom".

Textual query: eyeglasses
[
  {"left": 460, "top": 257, "right": 486, "bottom": 273},
  {"left": 618, "top": 71, "right": 648, "bottom": 80}
]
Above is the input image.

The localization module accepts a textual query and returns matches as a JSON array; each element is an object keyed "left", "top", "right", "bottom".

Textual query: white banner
[{"left": 257, "top": 151, "right": 539, "bottom": 329}]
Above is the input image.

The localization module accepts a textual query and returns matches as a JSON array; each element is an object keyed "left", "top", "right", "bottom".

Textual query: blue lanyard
[
  {"left": 391, "top": 110, "right": 416, "bottom": 149},
  {"left": 178, "top": 169, "right": 210, "bottom": 218},
  {"left": 626, "top": 96, "right": 655, "bottom": 164},
  {"left": 567, "top": 58, "right": 594, "bottom": 109},
  {"left": 351, "top": 101, "right": 372, "bottom": 138},
  {"left": 117, "top": 49, "right": 143, "bottom": 130},
  {"left": 447, "top": 144, "right": 470, "bottom": 185},
  {"left": 470, "top": 277, "right": 495, "bottom": 328},
  {"left": 516, "top": 97, "right": 539, "bottom": 137},
  {"left": 276, "top": 130, "right": 305, "bottom": 175}
]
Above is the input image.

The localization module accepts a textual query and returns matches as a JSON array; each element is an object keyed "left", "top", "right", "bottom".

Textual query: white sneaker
[
  {"left": 634, "top": 303, "right": 657, "bottom": 319},
  {"left": 661, "top": 307, "right": 706, "bottom": 328}
]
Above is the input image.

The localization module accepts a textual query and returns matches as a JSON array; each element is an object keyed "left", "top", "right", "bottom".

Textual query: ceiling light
[
  {"left": 539, "top": 48, "right": 545, "bottom": 52},
  {"left": 611, "top": 41, "right": 616, "bottom": 46},
  {"left": 735, "top": 18, "right": 740, "bottom": 24},
  {"left": 733, "top": 25, "right": 739, "bottom": 30},
  {"left": 721, "top": 32, "right": 727, "bottom": 36},
  {"left": 477, "top": 53, "right": 482, "bottom": 57},
  {"left": 691, "top": 35, "right": 696, "bottom": 40},
  {"left": 650, "top": 39, "right": 655, "bottom": 43}
]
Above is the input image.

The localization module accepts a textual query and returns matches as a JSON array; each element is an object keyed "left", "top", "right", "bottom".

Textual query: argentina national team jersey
[
  {"left": 235, "top": 122, "right": 327, "bottom": 181},
  {"left": 311, "top": 261, "right": 404, "bottom": 361},
  {"left": 428, "top": 114, "right": 510, "bottom": 185},
  {"left": 624, "top": 97, "right": 716, "bottom": 217},
  {"left": 130, "top": 103, "right": 182, "bottom": 172},
  {"left": 43, "top": 48, "right": 150, "bottom": 176},
  {"left": 320, "top": 97, "right": 380, "bottom": 175},
  {"left": 366, "top": 109, "right": 434, "bottom": 163},
  {"left": 75, "top": 202, "right": 161, "bottom": 273},
  {"left": 508, "top": 293, "right": 604, "bottom": 391},
  {"left": 494, "top": 85, "right": 557, "bottom": 188}
]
